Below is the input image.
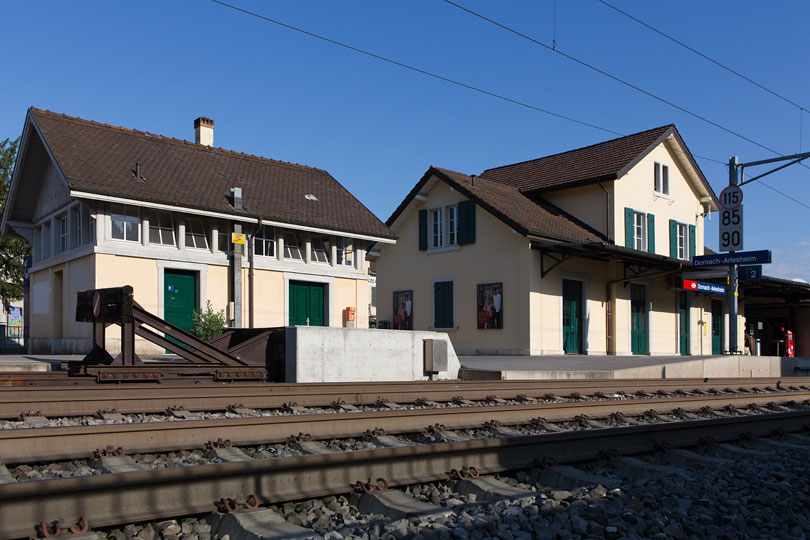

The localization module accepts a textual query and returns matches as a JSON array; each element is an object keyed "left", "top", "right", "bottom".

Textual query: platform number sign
[{"left": 719, "top": 204, "right": 743, "bottom": 252}]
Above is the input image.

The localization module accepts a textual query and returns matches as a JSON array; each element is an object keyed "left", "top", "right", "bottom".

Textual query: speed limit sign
[
  {"left": 719, "top": 185, "right": 743, "bottom": 210},
  {"left": 719, "top": 204, "right": 743, "bottom": 251}
]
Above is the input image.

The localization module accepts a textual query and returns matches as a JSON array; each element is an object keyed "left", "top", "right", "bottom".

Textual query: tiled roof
[
  {"left": 388, "top": 166, "right": 607, "bottom": 243},
  {"left": 30, "top": 108, "right": 395, "bottom": 240},
  {"left": 480, "top": 125, "right": 674, "bottom": 193}
]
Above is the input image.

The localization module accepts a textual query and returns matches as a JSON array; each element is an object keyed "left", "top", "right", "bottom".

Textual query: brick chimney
[{"left": 194, "top": 117, "right": 214, "bottom": 147}]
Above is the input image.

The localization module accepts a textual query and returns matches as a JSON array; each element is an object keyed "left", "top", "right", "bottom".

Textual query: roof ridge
[
  {"left": 30, "top": 107, "right": 328, "bottom": 175},
  {"left": 480, "top": 124, "right": 674, "bottom": 176}
]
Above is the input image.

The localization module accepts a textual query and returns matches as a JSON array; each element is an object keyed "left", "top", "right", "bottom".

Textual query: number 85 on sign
[{"left": 719, "top": 205, "right": 743, "bottom": 251}]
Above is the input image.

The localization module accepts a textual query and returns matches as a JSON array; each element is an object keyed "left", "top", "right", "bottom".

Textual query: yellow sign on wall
[{"left": 231, "top": 233, "right": 246, "bottom": 245}]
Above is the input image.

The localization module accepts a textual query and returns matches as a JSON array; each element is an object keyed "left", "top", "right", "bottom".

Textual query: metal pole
[{"left": 728, "top": 156, "right": 738, "bottom": 353}]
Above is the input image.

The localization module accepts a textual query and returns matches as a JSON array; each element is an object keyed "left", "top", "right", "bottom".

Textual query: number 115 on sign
[{"left": 719, "top": 205, "right": 743, "bottom": 251}]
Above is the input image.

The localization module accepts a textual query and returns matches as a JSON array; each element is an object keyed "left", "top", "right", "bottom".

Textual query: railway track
[
  {"left": 0, "top": 376, "right": 806, "bottom": 418},
  {"left": 1, "top": 402, "right": 808, "bottom": 538}
]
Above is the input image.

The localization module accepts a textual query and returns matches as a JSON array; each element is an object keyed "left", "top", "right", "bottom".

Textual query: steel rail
[
  {"left": 0, "top": 376, "right": 806, "bottom": 419},
  {"left": 1, "top": 409, "right": 808, "bottom": 539},
  {"left": 1, "top": 391, "right": 807, "bottom": 463}
]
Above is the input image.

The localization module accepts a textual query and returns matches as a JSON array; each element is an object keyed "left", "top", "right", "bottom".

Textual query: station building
[
  {"left": 1, "top": 108, "right": 395, "bottom": 354},
  {"left": 375, "top": 125, "right": 738, "bottom": 356}
]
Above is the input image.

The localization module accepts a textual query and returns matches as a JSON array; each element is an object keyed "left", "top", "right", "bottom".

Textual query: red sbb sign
[{"left": 682, "top": 279, "right": 726, "bottom": 294}]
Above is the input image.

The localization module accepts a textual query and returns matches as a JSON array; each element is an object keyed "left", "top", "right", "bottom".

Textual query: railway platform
[
  {"left": 459, "top": 354, "right": 806, "bottom": 380},
  {"left": 0, "top": 355, "right": 78, "bottom": 372}
]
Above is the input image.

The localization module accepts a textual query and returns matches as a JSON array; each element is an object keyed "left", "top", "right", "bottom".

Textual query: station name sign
[
  {"left": 692, "top": 249, "right": 771, "bottom": 268},
  {"left": 683, "top": 279, "right": 726, "bottom": 294}
]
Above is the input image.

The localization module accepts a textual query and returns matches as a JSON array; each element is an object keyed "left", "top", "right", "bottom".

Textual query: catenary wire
[
  {"left": 210, "top": 0, "right": 623, "bottom": 137},
  {"left": 211, "top": 1, "right": 810, "bottom": 211},
  {"left": 441, "top": 0, "right": 805, "bottom": 165},
  {"left": 595, "top": 0, "right": 810, "bottom": 114}
]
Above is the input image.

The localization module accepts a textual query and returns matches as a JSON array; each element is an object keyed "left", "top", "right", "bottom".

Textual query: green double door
[
  {"left": 289, "top": 281, "right": 326, "bottom": 326},
  {"left": 165, "top": 270, "right": 197, "bottom": 350},
  {"left": 630, "top": 284, "right": 647, "bottom": 355},
  {"left": 711, "top": 299, "right": 724, "bottom": 355},
  {"left": 562, "top": 280, "right": 583, "bottom": 354}
]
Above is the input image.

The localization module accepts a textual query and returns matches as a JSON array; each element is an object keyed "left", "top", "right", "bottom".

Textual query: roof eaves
[{"left": 520, "top": 173, "right": 618, "bottom": 196}]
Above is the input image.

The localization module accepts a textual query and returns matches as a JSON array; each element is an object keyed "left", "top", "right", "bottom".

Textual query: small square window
[
  {"left": 149, "top": 212, "right": 175, "bottom": 246},
  {"left": 311, "top": 236, "right": 331, "bottom": 264},
  {"left": 111, "top": 205, "right": 140, "bottom": 242},
  {"left": 185, "top": 219, "right": 208, "bottom": 249},
  {"left": 284, "top": 231, "right": 303, "bottom": 260},
  {"left": 255, "top": 225, "right": 275, "bottom": 257},
  {"left": 336, "top": 237, "right": 353, "bottom": 266}
]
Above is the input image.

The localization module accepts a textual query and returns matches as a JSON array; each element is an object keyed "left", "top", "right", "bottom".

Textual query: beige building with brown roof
[
  {"left": 375, "top": 125, "right": 740, "bottom": 356},
  {"left": 1, "top": 108, "right": 395, "bottom": 354}
]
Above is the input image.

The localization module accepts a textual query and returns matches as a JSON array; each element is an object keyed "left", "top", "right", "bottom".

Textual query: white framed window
[
  {"left": 255, "top": 225, "right": 276, "bottom": 257},
  {"left": 149, "top": 211, "right": 176, "bottom": 246},
  {"left": 429, "top": 204, "right": 459, "bottom": 250},
  {"left": 677, "top": 222, "right": 688, "bottom": 260},
  {"left": 185, "top": 219, "right": 208, "bottom": 249},
  {"left": 217, "top": 222, "right": 230, "bottom": 253},
  {"left": 70, "top": 206, "right": 81, "bottom": 249},
  {"left": 111, "top": 205, "right": 140, "bottom": 242},
  {"left": 284, "top": 231, "right": 303, "bottom": 260},
  {"left": 59, "top": 216, "right": 68, "bottom": 253},
  {"left": 633, "top": 211, "right": 647, "bottom": 252},
  {"left": 336, "top": 237, "right": 353, "bottom": 266},
  {"left": 311, "top": 235, "right": 331, "bottom": 264},
  {"left": 654, "top": 162, "right": 669, "bottom": 195}
]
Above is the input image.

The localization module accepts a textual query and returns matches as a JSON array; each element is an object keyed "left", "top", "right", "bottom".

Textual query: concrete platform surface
[
  {"left": 459, "top": 354, "right": 803, "bottom": 380},
  {"left": 0, "top": 354, "right": 81, "bottom": 372}
]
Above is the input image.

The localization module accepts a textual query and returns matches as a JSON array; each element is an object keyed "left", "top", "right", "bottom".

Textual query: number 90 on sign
[{"left": 718, "top": 205, "right": 743, "bottom": 252}]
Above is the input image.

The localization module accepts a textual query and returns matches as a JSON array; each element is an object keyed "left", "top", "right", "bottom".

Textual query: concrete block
[
  {"left": 489, "top": 426, "right": 522, "bottom": 437},
  {"left": 610, "top": 457, "right": 686, "bottom": 481},
  {"left": 372, "top": 435, "right": 411, "bottom": 448},
  {"left": 435, "top": 430, "right": 470, "bottom": 442},
  {"left": 0, "top": 464, "right": 16, "bottom": 484},
  {"left": 662, "top": 449, "right": 732, "bottom": 467},
  {"left": 356, "top": 490, "right": 451, "bottom": 520},
  {"left": 456, "top": 476, "right": 534, "bottom": 502},
  {"left": 534, "top": 465, "right": 621, "bottom": 490},
  {"left": 93, "top": 456, "right": 146, "bottom": 473},
  {"left": 207, "top": 447, "right": 254, "bottom": 462},
  {"left": 293, "top": 441, "right": 333, "bottom": 455},
  {"left": 213, "top": 509, "right": 320, "bottom": 540},
  {"left": 705, "top": 443, "right": 770, "bottom": 458}
]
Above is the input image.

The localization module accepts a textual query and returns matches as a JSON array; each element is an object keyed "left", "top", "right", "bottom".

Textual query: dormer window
[{"left": 654, "top": 162, "right": 669, "bottom": 195}]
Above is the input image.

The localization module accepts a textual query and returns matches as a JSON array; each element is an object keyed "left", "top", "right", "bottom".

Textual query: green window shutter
[
  {"left": 418, "top": 209, "right": 427, "bottom": 251},
  {"left": 669, "top": 219, "right": 678, "bottom": 258},
  {"left": 647, "top": 213, "right": 655, "bottom": 253},
  {"left": 624, "top": 207, "right": 634, "bottom": 248},
  {"left": 434, "top": 281, "right": 454, "bottom": 328},
  {"left": 458, "top": 200, "right": 476, "bottom": 245},
  {"left": 688, "top": 225, "right": 696, "bottom": 261}
]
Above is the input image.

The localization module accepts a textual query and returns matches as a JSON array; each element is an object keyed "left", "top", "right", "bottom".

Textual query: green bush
[{"left": 191, "top": 300, "right": 226, "bottom": 341}]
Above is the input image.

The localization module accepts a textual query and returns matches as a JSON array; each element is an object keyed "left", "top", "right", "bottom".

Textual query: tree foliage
[
  {"left": 0, "top": 137, "right": 29, "bottom": 309},
  {"left": 191, "top": 300, "right": 227, "bottom": 342}
]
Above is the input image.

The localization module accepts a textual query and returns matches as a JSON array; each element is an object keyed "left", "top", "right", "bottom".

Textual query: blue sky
[{"left": 2, "top": 1, "right": 809, "bottom": 280}]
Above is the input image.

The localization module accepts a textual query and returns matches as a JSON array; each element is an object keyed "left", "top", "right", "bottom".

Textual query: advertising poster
[
  {"left": 477, "top": 283, "right": 503, "bottom": 329},
  {"left": 393, "top": 290, "right": 413, "bottom": 330},
  {"left": 7, "top": 306, "right": 22, "bottom": 338}
]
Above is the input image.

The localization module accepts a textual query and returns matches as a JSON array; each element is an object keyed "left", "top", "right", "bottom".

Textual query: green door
[
  {"left": 630, "top": 284, "right": 647, "bottom": 355},
  {"left": 164, "top": 270, "right": 197, "bottom": 350},
  {"left": 562, "top": 279, "right": 582, "bottom": 354},
  {"left": 711, "top": 299, "right": 723, "bottom": 354},
  {"left": 678, "top": 291, "right": 689, "bottom": 356},
  {"left": 289, "top": 281, "right": 326, "bottom": 326}
]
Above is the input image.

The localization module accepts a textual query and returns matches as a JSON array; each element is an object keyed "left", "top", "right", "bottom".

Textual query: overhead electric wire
[
  {"left": 441, "top": 0, "right": 800, "bottom": 163},
  {"left": 595, "top": 0, "right": 810, "bottom": 114},
  {"left": 210, "top": 0, "right": 623, "bottom": 137},
  {"left": 211, "top": 0, "right": 810, "bottom": 211}
]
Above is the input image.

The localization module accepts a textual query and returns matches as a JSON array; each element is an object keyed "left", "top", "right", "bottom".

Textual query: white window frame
[
  {"left": 676, "top": 222, "right": 688, "bottom": 260},
  {"left": 110, "top": 205, "right": 140, "bottom": 243},
  {"left": 336, "top": 237, "right": 353, "bottom": 266},
  {"left": 217, "top": 222, "right": 231, "bottom": 254},
  {"left": 149, "top": 211, "right": 176, "bottom": 247},
  {"left": 254, "top": 225, "right": 275, "bottom": 257},
  {"left": 427, "top": 203, "right": 459, "bottom": 252},
  {"left": 283, "top": 231, "right": 304, "bottom": 261},
  {"left": 311, "top": 235, "right": 331, "bottom": 264},
  {"left": 58, "top": 215, "right": 68, "bottom": 253},
  {"left": 185, "top": 219, "right": 209, "bottom": 250},
  {"left": 633, "top": 211, "right": 647, "bottom": 252},
  {"left": 654, "top": 162, "right": 670, "bottom": 196}
]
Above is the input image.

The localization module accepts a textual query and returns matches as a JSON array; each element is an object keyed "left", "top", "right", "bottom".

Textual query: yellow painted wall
[
  {"left": 614, "top": 139, "right": 706, "bottom": 257},
  {"left": 543, "top": 183, "right": 613, "bottom": 239},
  {"left": 377, "top": 178, "right": 528, "bottom": 354},
  {"left": 251, "top": 268, "right": 285, "bottom": 326}
]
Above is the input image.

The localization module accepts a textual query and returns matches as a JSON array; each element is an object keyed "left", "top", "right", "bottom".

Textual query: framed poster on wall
[
  {"left": 477, "top": 283, "right": 503, "bottom": 329},
  {"left": 393, "top": 290, "right": 413, "bottom": 330}
]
